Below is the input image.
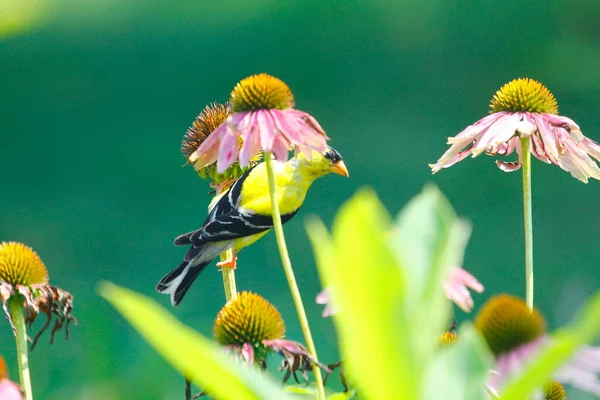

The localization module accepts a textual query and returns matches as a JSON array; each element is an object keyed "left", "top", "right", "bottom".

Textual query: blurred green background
[{"left": 1, "top": 1, "right": 600, "bottom": 398}]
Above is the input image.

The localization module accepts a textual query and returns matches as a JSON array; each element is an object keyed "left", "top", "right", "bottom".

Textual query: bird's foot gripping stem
[{"left": 216, "top": 256, "right": 238, "bottom": 270}]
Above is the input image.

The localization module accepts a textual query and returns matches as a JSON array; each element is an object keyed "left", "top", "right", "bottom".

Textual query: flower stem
[
  {"left": 520, "top": 137, "right": 534, "bottom": 311},
  {"left": 220, "top": 249, "right": 237, "bottom": 302},
  {"left": 264, "top": 153, "right": 325, "bottom": 400},
  {"left": 9, "top": 297, "right": 33, "bottom": 400}
]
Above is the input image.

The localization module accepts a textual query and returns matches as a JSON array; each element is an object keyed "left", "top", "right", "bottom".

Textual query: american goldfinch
[{"left": 157, "top": 146, "right": 349, "bottom": 306}]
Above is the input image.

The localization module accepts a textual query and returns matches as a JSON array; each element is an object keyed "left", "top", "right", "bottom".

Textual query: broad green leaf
[
  {"left": 98, "top": 282, "right": 291, "bottom": 400},
  {"left": 499, "top": 291, "right": 600, "bottom": 399},
  {"left": 424, "top": 324, "right": 492, "bottom": 400},
  {"left": 307, "top": 189, "right": 416, "bottom": 399},
  {"left": 391, "top": 184, "right": 471, "bottom": 363}
]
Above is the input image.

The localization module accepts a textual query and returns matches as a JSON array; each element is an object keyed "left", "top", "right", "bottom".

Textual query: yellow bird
[{"left": 156, "top": 146, "right": 349, "bottom": 306}]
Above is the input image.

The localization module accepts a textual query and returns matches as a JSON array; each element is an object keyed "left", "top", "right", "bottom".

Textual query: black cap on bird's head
[{"left": 324, "top": 146, "right": 349, "bottom": 177}]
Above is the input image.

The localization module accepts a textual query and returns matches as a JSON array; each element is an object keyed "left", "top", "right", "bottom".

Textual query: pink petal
[
  {"left": 241, "top": 343, "right": 255, "bottom": 364},
  {"left": 471, "top": 114, "right": 521, "bottom": 157},
  {"left": 0, "top": 379, "right": 23, "bottom": 400},
  {"left": 543, "top": 113, "right": 581, "bottom": 131},
  {"left": 216, "top": 130, "right": 240, "bottom": 173},
  {"left": 271, "top": 134, "right": 290, "bottom": 162},
  {"left": 239, "top": 114, "right": 262, "bottom": 167},
  {"left": 555, "top": 345, "right": 600, "bottom": 396},
  {"left": 256, "top": 110, "right": 278, "bottom": 152},
  {"left": 582, "top": 137, "right": 600, "bottom": 160},
  {"left": 316, "top": 288, "right": 338, "bottom": 318},
  {"left": 443, "top": 267, "right": 484, "bottom": 313},
  {"left": 189, "top": 123, "right": 227, "bottom": 168},
  {"left": 448, "top": 113, "right": 504, "bottom": 144},
  {"left": 532, "top": 114, "right": 560, "bottom": 163},
  {"left": 496, "top": 160, "right": 521, "bottom": 172}
]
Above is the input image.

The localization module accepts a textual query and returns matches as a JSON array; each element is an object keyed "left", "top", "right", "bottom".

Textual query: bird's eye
[{"left": 324, "top": 151, "right": 334, "bottom": 160}]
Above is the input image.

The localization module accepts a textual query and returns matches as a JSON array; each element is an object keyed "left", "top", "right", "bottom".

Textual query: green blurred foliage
[{"left": 1, "top": 1, "right": 600, "bottom": 398}]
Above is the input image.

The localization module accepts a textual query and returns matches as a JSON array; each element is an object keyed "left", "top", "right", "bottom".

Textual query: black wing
[{"left": 174, "top": 166, "right": 298, "bottom": 247}]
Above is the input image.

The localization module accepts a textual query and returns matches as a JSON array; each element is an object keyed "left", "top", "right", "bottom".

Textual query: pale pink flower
[
  {"left": 431, "top": 78, "right": 600, "bottom": 183},
  {"left": 318, "top": 267, "right": 483, "bottom": 318},
  {"left": 316, "top": 288, "right": 337, "bottom": 318},
  {"left": 189, "top": 73, "right": 329, "bottom": 173},
  {"left": 443, "top": 267, "right": 484, "bottom": 313},
  {"left": 0, "top": 356, "right": 22, "bottom": 400},
  {"left": 488, "top": 337, "right": 600, "bottom": 396},
  {"left": 0, "top": 379, "right": 22, "bottom": 400}
]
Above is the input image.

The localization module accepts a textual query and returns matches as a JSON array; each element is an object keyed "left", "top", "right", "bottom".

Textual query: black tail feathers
[{"left": 156, "top": 260, "right": 210, "bottom": 306}]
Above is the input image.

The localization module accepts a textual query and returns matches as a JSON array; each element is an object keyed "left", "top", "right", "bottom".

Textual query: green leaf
[
  {"left": 307, "top": 188, "right": 415, "bottom": 399},
  {"left": 306, "top": 186, "right": 473, "bottom": 400},
  {"left": 499, "top": 291, "right": 600, "bottom": 399},
  {"left": 424, "top": 324, "right": 493, "bottom": 400},
  {"left": 98, "top": 282, "right": 291, "bottom": 400},
  {"left": 392, "top": 184, "right": 472, "bottom": 366}
]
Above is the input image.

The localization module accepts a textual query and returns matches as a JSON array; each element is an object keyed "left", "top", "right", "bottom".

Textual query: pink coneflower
[
  {"left": 0, "top": 357, "right": 22, "bottom": 400},
  {"left": 431, "top": 78, "right": 600, "bottom": 183},
  {"left": 213, "top": 292, "right": 329, "bottom": 382},
  {"left": 443, "top": 267, "right": 484, "bottom": 313},
  {"left": 317, "top": 266, "right": 484, "bottom": 317},
  {"left": 476, "top": 294, "right": 600, "bottom": 396},
  {"left": 189, "top": 73, "right": 329, "bottom": 173}
]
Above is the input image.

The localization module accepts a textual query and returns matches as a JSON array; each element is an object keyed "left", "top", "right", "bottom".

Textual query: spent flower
[
  {"left": 182, "top": 102, "right": 261, "bottom": 193},
  {"left": 189, "top": 73, "right": 329, "bottom": 173},
  {"left": 431, "top": 78, "right": 600, "bottom": 183},
  {"left": 0, "top": 242, "right": 76, "bottom": 347},
  {"left": 475, "top": 294, "right": 600, "bottom": 396},
  {"left": 213, "top": 291, "right": 330, "bottom": 381}
]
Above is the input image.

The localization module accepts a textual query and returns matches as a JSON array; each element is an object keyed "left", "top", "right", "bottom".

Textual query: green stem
[
  {"left": 521, "top": 137, "right": 534, "bottom": 311},
  {"left": 9, "top": 297, "right": 33, "bottom": 400},
  {"left": 264, "top": 153, "right": 325, "bottom": 400},
  {"left": 220, "top": 249, "right": 237, "bottom": 302}
]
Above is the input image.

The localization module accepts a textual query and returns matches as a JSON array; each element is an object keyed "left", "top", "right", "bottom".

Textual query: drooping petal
[
  {"left": 448, "top": 113, "right": 504, "bottom": 144},
  {"left": 554, "top": 346, "right": 600, "bottom": 395},
  {"left": 533, "top": 114, "right": 560, "bottom": 162},
  {"left": 189, "top": 122, "right": 227, "bottom": 168},
  {"left": 316, "top": 288, "right": 337, "bottom": 318},
  {"left": 496, "top": 160, "right": 521, "bottom": 172},
  {"left": 543, "top": 113, "right": 581, "bottom": 131},
  {"left": 216, "top": 129, "right": 240, "bottom": 173},
  {"left": 581, "top": 137, "right": 600, "bottom": 161},
  {"left": 256, "top": 110, "right": 278, "bottom": 152},
  {"left": 560, "top": 139, "right": 600, "bottom": 183},
  {"left": 241, "top": 342, "right": 255, "bottom": 364},
  {"left": 239, "top": 113, "right": 262, "bottom": 167},
  {"left": 471, "top": 113, "right": 521, "bottom": 157},
  {"left": 271, "top": 133, "right": 290, "bottom": 162},
  {"left": 443, "top": 267, "right": 484, "bottom": 312}
]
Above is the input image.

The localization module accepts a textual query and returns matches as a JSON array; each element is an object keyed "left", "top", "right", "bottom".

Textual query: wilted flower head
[
  {"left": 0, "top": 242, "right": 76, "bottom": 348},
  {"left": 189, "top": 73, "right": 329, "bottom": 173},
  {"left": 476, "top": 294, "right": 600, "bottom": 396},
  {"left": 0, "top": 356, "right": 22, "bottom": 400},
  {"left": 431, "top": 78, "right": 600, "bottom": 183},
  {"left": 182, "top": 102, "right": 261, "bottom": 192},
  {"left": 213, "top": 291, "right": 329, "bottom": 381}
]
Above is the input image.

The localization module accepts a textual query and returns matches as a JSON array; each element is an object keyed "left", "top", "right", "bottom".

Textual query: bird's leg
[{"left": 216, "top": 250, "right": 237, "bottom": 269}]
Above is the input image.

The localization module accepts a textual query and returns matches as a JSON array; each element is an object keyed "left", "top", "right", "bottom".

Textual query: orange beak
[{"left": 329, "top": 160, "right": 349, "bottom": 177}]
